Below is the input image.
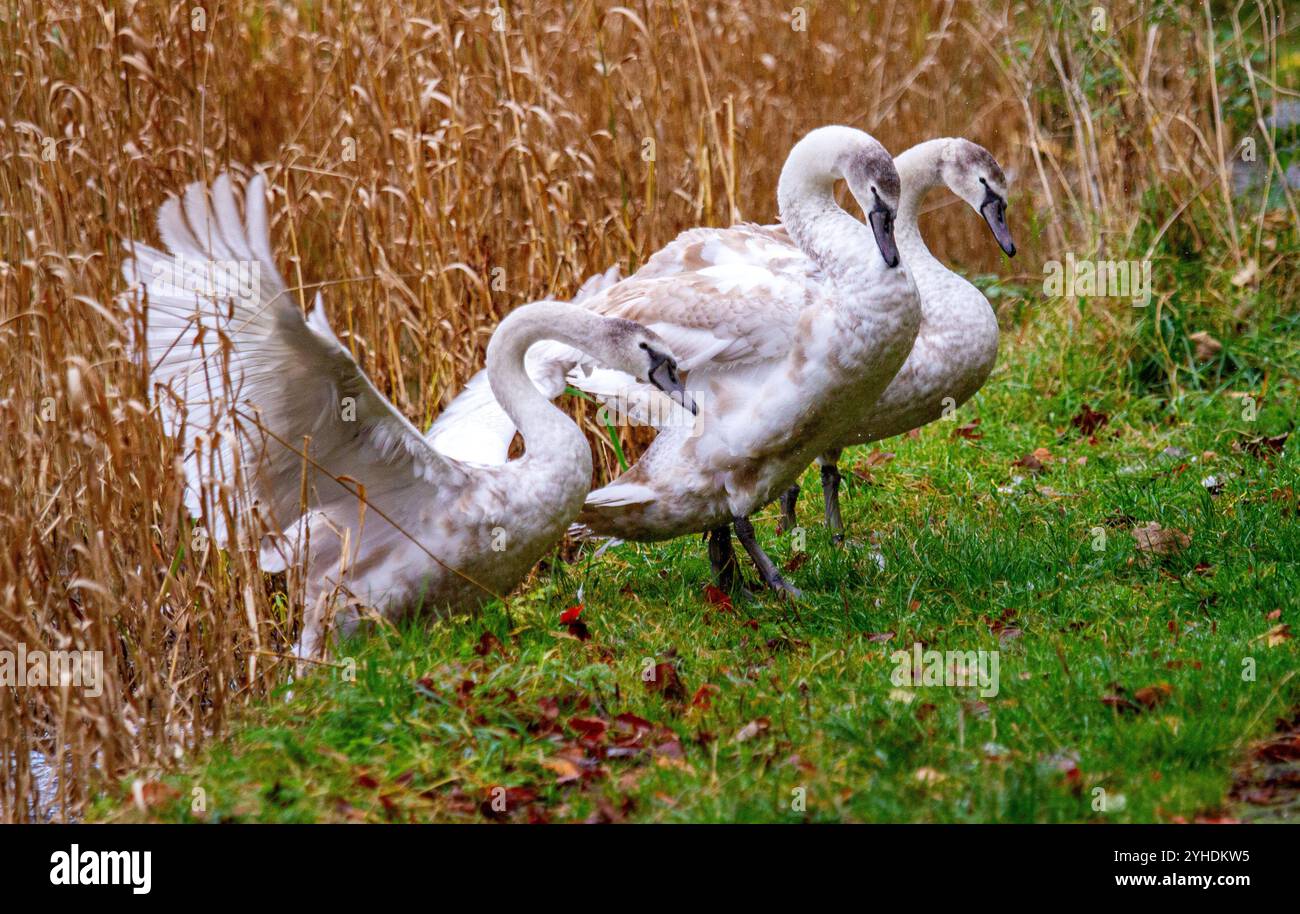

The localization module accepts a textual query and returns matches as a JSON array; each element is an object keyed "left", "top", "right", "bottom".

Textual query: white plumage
[
  {"left": 783, "top": 138, "right": 1016, "bottom": 537},
  {"left": 122, "top": 172, "right": 687, "bottom": 657},
  {"left": 434, "top": 125, "right": 922, "bottom": 593}
]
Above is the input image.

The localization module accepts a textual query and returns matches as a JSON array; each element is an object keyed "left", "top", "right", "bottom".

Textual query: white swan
[
  {"left": 433, "top": 126, "right": 920, "bottom": 594},
  {"left": 121, "top": 173, "right": 689, "bottom": 658},
  {"left": 778, "top": 138, "right": 1015, "bottom": 538}
]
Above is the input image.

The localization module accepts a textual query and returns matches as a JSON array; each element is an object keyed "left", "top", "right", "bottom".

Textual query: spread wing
[{"left": 122, "top": 173, "right": 463, "bottom": 552}]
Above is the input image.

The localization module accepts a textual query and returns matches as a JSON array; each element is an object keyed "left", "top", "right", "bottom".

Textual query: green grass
[{"left": 92, "top": 303, "right": 1299, "bottom": 824}]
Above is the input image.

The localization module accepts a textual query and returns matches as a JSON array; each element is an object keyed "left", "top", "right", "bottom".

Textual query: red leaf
[
  {"left": 1070, "top": 404, "right": 1109, "bottom": 436},
  {"left": 646, "top": 662, "right": 687, "bottom": 702},
  {"left": 568, "top": 716, "right": 608, "bottom": 739},
  {"left": 560, "top": 604, "right": 584, "bottom": 624},
  {"left": 474, "top": 631, "right": 505, "bottom": 657},
  {"left": 690, "top": 684, "right": 719, "bottom": 709},
  {"left": 704, "top": 585, "right": 734, "bottom": 612}
]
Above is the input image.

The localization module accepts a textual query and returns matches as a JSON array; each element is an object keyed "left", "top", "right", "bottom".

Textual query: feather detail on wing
[{"left": 122, "top": 172, "right": 460, "bottom": 548}]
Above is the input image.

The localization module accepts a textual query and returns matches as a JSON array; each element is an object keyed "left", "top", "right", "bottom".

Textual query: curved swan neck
[
  {"left": 893, "top": 139, "right": 950, "bottom": 258},
  {"left": 484, "top": 302, "right": 605, "bottom": 468},
  {"left": 776, "top": 127, "right": 882, "bottom": 283}
]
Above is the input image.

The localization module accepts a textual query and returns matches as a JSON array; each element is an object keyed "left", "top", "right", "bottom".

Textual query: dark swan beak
[
  {"left": 868, "top": 191, "right": 901, "bottom": 269},
  {"left": 979, "top": 186, "right": 1017, "bottom": 257},
  {"left": 648, "top": 352, "right": 698, "bottom": 416}
]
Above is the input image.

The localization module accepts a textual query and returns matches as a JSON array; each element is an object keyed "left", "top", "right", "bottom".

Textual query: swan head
[
  {"left": 601, "top": 319, "right": 697, "bottom": 416},
  {"left": 941, "top": 139, "right": 1016, "bottom": 257},
  {"left": 840, "top": 140, "right": 903, "bottom": 270},
  {"left": 779, "top": 125, "right": 902, "bottom": 269}
]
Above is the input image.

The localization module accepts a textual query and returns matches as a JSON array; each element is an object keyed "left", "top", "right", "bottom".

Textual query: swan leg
[
  {"left": 707, "top": 525, "right": 741, "bottom": 593},
  {"left": 821, "top": 463, "right": 846, "bottom": 544},
  {"left": 777, "top": 484, "right": 800, "bottom": 534},
  {"left": 733, "top": 515, "right": 802, "bottom": 599}
]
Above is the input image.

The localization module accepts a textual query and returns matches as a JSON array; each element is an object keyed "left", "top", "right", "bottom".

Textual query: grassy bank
[{"left": 94, "top": 302, "right": 1299, "bottom": 823}]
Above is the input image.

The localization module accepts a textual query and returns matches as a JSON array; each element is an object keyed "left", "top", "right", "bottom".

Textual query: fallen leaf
[
  {"left": 1131, "top": 522, "right": 1191, "bottom": 556},
  {"left": 541, "top": 757, "right": 583, "bottom": 786},
  {"left": 703, "top": 585, "right": 734, "bottom": 612},
  {"left": 568, "top": 716, "right": 608, "bottom": 740},
  {"left": 690, "top": 684, "right": 719, "bottom": 709},
  {"left": 1012, "top": 454, "right": 1044, "bottom": 474},
  {"left": 1188, "top": 331, "right": 1222, "bottom": 361},
  {"left": 1235, "top": 433, "right": 1289, "bottom": 460},
  {"left": 733, "top": 717, "right": 771, "bottom": 743},
  {"left": 1230, "top": 258, "right": 1258, "bottom": 287},
  {"left": 1258, "top": 623, "right": 1292, "bottom": 648},
  {"left": 1070, "top": 404, "right": 1109, "bottom": 437},
  {"left": 645, "top": 662, "right": 687, "bottom": 702},
  {"left": 951, "top": 418, "right": 984, "bottom": 441},
  {"left": 1134, "top": 682, "right": 1174, "bottom": 709},
  {"left": 559, "top": 604, "right": 583, "bottom": 624},
  {"left": 474, "top": 631, "right": 505, "bottom": 657}
]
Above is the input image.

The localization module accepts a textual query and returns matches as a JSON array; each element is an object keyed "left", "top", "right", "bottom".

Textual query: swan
[
  {"left": 431, "top": 125, "right": 920, "bottom": 595},
  {"left": 777, "top": 138, "right": 1016, "bottom": 539},
  {"left": 120, "top": 172, "right": 690, "bottom": 658}
]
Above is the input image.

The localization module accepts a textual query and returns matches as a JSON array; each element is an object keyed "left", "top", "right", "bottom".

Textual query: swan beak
[
  {"left": 980, "top": 192, "right": 1017, "bottom": 257},
  {"left": 649, "top": 359, "right": 698, "bottom": 416},
  {"left": 868, "top": 201, "right": 900, "bottom": 269}
]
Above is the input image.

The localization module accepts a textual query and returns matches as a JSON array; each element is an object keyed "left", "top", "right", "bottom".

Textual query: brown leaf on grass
[
  {"left": 1234, "top": 433, "right": 1289, "bottom": 460},
  {"left": 1070, "top": 404, "right": 1110, "bottom": 436},
  {"left": 784, "top": 551, "right": 809, "bottom": 572},
  {"left": 568, "top": 716, "right": 608, "bottom": 742},
  {"left": 703, "top": 584, "right": 734, "bottom": 612},
  {"left": 1255, "top": 735, "right": 1300, "bottom": 763},
  {"left": 645, "top": 662, "right": 687, "bottom": 702},
  {"left": 480, "top": 785, "right": 540, "bottom": 821},
  {"left": 852, "top": 449, "right": 896, "bottom": 482},
  {"left": 1257, "top": 624, "right": 1292, "bottom": 648},
  {"left": 733, "top": 717, "right": 771, "bottom": 743},
  {"left": 1009, "top": 455, "right": 1043, "bottom": 474},
  {"left": 541, "top": 756, "right": 583, "bottom": 786},
  {"left": 1187, "top": 331, "right": 1222, "bottom": 362},
  {"left": 1131, "top": 522, "right": 1191, "bottom": 555},
  {"left": 1012, "top": 447, "right": 1053, "bottom": 474},
  {"left": 951, "top": 418, "right": 983, "bottom": 441},
  {"left": 474, "top": 630, "right": 505, "bottom": 657},
  {"left": 584, "top": 795, "right": 629, "bottom": 824},
  {"left": 1134, "top": 682, "right": 1174, "bottom": 709},
  {"left": 864, "top": 630, "right": 895, "bottom": 643},
  {"left": 690, "top": 683, "right": 719, "bottom": 709},
  {"left": 1101, "top": 693, "right": 1140, "bottom": 714}
]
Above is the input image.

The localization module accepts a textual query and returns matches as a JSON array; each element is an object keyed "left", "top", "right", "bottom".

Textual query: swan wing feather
[{"left": 123, "top": 173, "right": 460, "bottom": 544}]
